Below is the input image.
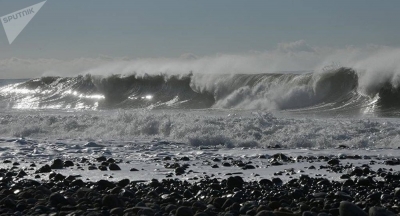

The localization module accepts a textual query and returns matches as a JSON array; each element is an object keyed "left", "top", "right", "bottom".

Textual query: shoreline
[{"left": 0, "top": 140, "right": 399, "bottom": 215}]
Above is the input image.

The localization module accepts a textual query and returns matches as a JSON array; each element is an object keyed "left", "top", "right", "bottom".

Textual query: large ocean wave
[{"left": 1, "top": 67, "right": 400, "bottom": 114}]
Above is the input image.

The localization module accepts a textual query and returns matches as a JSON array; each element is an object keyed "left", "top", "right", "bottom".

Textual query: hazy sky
[{"left": 1, "top": 0, "right": 399, "bottom": 60}]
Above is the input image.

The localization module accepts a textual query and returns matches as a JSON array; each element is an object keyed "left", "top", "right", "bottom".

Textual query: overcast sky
[
  {"left": 0, "top": 1, "right": 400, "bottom": 78},
  {"left": 0, "top": 0, "right": 399, "bottom": 60}
]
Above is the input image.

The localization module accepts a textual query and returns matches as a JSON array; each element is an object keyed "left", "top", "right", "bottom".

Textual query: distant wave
[{"left": 1, "top": 67, "right": 400, "bottom": 114}]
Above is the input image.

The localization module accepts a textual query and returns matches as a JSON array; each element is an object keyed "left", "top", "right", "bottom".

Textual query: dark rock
[
  {"left": 183, "top": 189, "right": 193, "bottom": 198},
  {"left": 97, "top": 179, "right": 115, "bottom": 190},
  {"left": 130, "top": 207, "right": 154, "bottom": 216},
  {"left": 291, "top": 189, "right": 304, "bottom": 199},
  {"left": 268, "top": 201, "right": 280, "bottom": 210},
  {"left": 107, "top": 158, "right": 116, "bottom": 163},
  {"left": 274, "top": 212, "right": 295, "bottom": 216},
  {"left": 49, "top": 193, "right": 68, "bottom": 206},
  {"left": 222, "top": 199, "right": 236, "bottom": 211},
  {"left": 110, "top": 207, "right": 123, "bottom": 216},
  {"left": 175, "top": 167, "right": 185, "bottom": 175},
  {"left": 259, "top": 179, "right": 273, "bottom": 187},
  {"left": 369, "top": 207, "right": 396, "bottom": 216},
  {"left": 351, "top": 167, "right": 363, "bottom": 176},
  {"left": 313, "top": 192, "right": 327, "bottom": 198},
  {"left": 36, "top": 164, "right": 51, "bottom": 173},
  {"left": 339, "top": 201, "right": 367, "bottom": 216},
  {"left": 64, "top": 160, "right": 74, "bottom": 167},
  {"left": 130, "top": 168, "right": 139, "bottom": 171},
  {"left": 16, "top": 170, "right": 27, "bottom": 178},
  {"left": 102, "top": 195, "right": 124, "bottom": 208},
  {"left": 335, "top": 191, "right": 352, "bottom": 200},
  {"left": 65, "top": 175, "right": 77, "bottom": 181},
  {"left": 70, "top": 179, "right": 84, "bottom": 187},
  {"left": 357, "top": 177, "right": 372, "bottom": 186},
  {"left": 272, "top": 177, "right": 283, "bottom": 186},
  {"left": 272, "top": 153, "right": 291, "bottom": 162},
  {"left": 343, "top": 179, "right": 354, "bottom": 186},
  {"left": 51, "top": 173, "right": 66, "bottom": 181},
  {"left": 176, "top": 206, "right": 194, "bottom": 216},
  {"left": 243, "top": 164, "right": 255, "bottom": 170},
  {"left": 180, "top": 156, "right": 190, "bottom": 161},
  {"left": 50, "top": 159, "right": 64, "bottom": 169},
  {"left": 96, "top": 156, "right": 107, "bottom": 162},
  {"left": 226, "top": 176, "right": 244, "bottom": 189},
  {"left": 109, "top": 163, "right": 121, "bottom": 171},
  {"left": 212, "top": 197, "right": 226, "bottom": 209},
  {"left": 1, "top": 197, "right": 16, "bottom": 209},
  {"left": 117, "top": 179, "right": 130, "bottom": 187},
  {"left": 98, "top": 165, "right": 107, "bottom": 171},
  {"left": 256, "top": 211, "right": 276, "bottom": 216},
  {"left": 340, "top": 174, "right": 350, "bottom": 179},
  {"left": 120, "top": 189, "right": 135, "bottom": 198},
  {"left": 222, "top": 162, "right": 231, "bottom": 167},
  {"left": 302, "top": 212, "right": 314, "bottom": 216},
  {"left": 328, "top": 158, "right": 340, "bottom": 166},
  {"left": 165, "top": 204, "right": 177, "bottom": 213},
  {"left": 317, "top": 179, "right": 331, "bottom": 186}
]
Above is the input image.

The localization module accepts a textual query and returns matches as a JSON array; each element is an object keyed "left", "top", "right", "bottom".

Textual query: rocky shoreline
[
  {"left": 0, "top": 139, "right": 400, "bottom": 215},
  {"left": 0, "top": 162, "right": 399, "bottom": 216}
]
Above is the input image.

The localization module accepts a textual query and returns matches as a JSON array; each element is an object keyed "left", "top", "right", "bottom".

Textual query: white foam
[{"left": 0, "top": 109, "right": 400, "bottom": 149}]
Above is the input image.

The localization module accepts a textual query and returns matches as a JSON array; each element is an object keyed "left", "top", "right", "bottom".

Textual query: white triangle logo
[{"left": 1, "top": 1, "right": 47, "bottom": 44}]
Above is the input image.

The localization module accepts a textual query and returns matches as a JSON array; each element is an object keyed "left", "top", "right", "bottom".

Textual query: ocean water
[
  {"left": 0, "top": 79, "right": 28, "bottom": 87},
  {"left": 1, "top": 68, "right": 400, "bottom": 149}
]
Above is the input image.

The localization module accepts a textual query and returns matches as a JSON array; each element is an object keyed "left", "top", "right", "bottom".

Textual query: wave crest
[{"left": 2, "top": 67, "right": 400, "bottom": 114}]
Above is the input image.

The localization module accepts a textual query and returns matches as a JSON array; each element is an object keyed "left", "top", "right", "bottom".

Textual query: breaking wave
[{"left": 1, "top": 67, "right": 400, "bottom": 115}]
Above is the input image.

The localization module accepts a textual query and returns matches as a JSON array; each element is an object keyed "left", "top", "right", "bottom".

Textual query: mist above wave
[{"left": 2, "top": 41, "right": 400, "bottom": 113}]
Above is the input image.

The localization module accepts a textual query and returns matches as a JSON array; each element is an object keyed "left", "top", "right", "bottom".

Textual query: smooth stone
[
  {"left": 328, "top": 158, "right": 340, "bottom": 166},
  {"left": 256, "top": 211, "right": 276, "bottom": 216},
  {"left": 369, "top": 207, "right": 396, "bottom": 216},
  {"left": 50, "top": 159, "right": 64, "bottom": 169},
  {"left": 394, "top": 188, "right": 400, "bottom": 198},
  {"left": 339, "top": 201, "right": 367, "bottom": 216},
  {"left": 49, "top": 193, "right": 68, "bottom": 206},
  {"left": 175, "top": 167, "right": 185, "bottom": 175},
  {"left": 110, "top": 207, "right": 123, "bottom": 215},
  {"left": 176, "top": 206, "right": 194, "bottom": 216},
  {"left": 302, "top": 212, "right": 314, "bottom": 216},
  {"left": 102, "top": 195, "right": 124, "bottom": 208},
  {"left": 36, "top": 164, "right": 51, "bottom": 173},
  {"left": 109, "top": 163, "right": 121, "bottom": 171},
  {"left": 226, "top": 176, "right": 244, "bottom": 189},
  {"left": 64, "top": 161, "right": 74, "bottom": 167}
]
